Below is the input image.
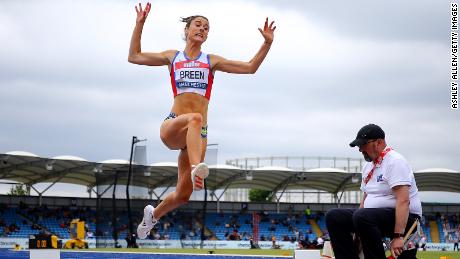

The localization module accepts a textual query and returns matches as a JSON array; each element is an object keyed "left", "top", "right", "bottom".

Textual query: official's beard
[{"left": 362, "top": 152, "right": 372, "bottom": 162}]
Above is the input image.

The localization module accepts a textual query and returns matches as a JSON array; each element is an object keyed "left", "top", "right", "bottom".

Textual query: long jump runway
[{"left": 0, "top": 250, "right": 291, "bottom": 259}]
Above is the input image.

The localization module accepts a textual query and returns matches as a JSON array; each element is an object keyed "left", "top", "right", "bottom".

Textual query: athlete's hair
[{"left": 180, "top": 15, "right": 209, "bottom": 28}]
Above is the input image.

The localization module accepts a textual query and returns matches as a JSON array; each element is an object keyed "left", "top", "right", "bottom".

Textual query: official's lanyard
[{"left": 363, "top": 147, "right": 392, "bottom": 185}]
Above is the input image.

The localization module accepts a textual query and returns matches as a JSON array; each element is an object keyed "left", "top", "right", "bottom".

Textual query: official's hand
[
  {"left": 135, "top": 2, "right": 151, "bottom": 24},
  {"left": 258, "top": 18, "right": 276, "bottom": 44},
  {"left": 390, "top": 237, "right": 404, "bottom": 257}
]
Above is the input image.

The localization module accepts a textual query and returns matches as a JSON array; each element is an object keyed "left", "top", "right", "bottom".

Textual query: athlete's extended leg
[
  {"left": 152, "top": 149, "right": 193, "bottom": 219},
  {"left": 137, "top": 149, "right": 193, "bottom": 239}
]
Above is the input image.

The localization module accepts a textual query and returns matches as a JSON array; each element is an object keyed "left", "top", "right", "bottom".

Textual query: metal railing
[{"left": 226, "top": 156, "right": 365, "bottom": 172}]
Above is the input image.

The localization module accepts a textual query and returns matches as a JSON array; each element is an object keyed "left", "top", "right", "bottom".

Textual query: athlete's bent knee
[
  {"left": 188, "top": 113, "right": 203, "bottom": 127},
  {"left": 160, "top": 131, "right": 168, "bottom": 144}
]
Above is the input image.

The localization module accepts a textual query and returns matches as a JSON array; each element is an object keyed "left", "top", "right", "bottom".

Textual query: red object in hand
[{"left": 387, "top": 256, "right": 395, "bottom": 259}]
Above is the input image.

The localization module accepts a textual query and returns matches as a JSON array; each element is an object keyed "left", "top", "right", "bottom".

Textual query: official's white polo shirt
[{"left": 360, "top": 148, "right": 422, "bottom": 216}]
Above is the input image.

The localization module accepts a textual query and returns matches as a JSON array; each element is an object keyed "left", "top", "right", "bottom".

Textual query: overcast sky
[{"left": 1, "top": 1, "right": 459, "bottom": 200}]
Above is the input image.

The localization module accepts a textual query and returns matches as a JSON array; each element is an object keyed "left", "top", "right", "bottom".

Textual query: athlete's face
[{"left": 185, "top": 17, "right": 209, "bottom": 43}]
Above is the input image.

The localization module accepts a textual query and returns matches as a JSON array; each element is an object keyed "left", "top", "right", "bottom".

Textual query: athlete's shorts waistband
[{"left": 164, "top": 112, "right": 208, "bottom": 138}]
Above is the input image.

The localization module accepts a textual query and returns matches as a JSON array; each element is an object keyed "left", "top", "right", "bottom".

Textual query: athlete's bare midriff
[{"left": 170, "top": 93, "right": 209, "bottom": 125}]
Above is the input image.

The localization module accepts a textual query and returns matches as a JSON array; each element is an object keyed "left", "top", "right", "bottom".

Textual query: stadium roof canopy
[{"left": 1, "top": 152, "right": 459, "bottom": 198}]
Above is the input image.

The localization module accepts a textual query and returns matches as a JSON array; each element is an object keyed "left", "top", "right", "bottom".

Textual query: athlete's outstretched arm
[
  {"left": 128, "top": 2, "right": 175, "bottom": 66},
  {"left": 211, "top": 18, "right": 276, "bottom": 74}
]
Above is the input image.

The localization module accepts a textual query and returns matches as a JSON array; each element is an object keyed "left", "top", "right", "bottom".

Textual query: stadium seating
[{"left": 2, "top": 204, "right": 458, "bottom": 246}]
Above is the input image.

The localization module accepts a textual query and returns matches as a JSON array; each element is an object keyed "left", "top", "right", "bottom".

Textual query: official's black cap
[{"left": 349, "top": 124, "right": 385, "bottom": 147}]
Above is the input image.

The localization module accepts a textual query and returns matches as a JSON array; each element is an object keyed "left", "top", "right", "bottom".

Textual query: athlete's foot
[
  {"left": 191, "top": 163, "right": 209, "bottom": 191},
  {"left": 137, "top": 205, "right": 157, "bottom": 239}
]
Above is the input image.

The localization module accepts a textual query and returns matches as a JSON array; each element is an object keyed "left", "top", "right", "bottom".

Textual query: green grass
[
  {"left": 83, "top": 248, "right": 460, "bottom": 258},
  {"left": 89, "top": 248, "right": 293, "bottom": 256},
  {"left": 414, "top": 251, "right": 460, "bottom": 259}
]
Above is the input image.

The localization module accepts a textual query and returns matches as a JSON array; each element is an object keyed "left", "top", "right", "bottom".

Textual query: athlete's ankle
[{"left": 191, "top": 163, "right": 203, "bottom": 168}]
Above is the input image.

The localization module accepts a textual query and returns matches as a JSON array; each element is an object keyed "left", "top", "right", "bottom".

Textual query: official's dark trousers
[{"left": 325, "top": 208, "right": 419, "bottom": 259}]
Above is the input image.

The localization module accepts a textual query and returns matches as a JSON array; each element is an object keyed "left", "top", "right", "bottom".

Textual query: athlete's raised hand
[
  {"left": 258, "top": 18, "right": 276, "bottom": 44},
  {"left": 135, "top": 2, "right": 151, "bottom": 24}
]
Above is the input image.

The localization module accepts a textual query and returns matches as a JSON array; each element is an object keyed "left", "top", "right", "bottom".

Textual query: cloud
[{"left": 253, "top": 0, "right": 448, "bottom": 43}]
